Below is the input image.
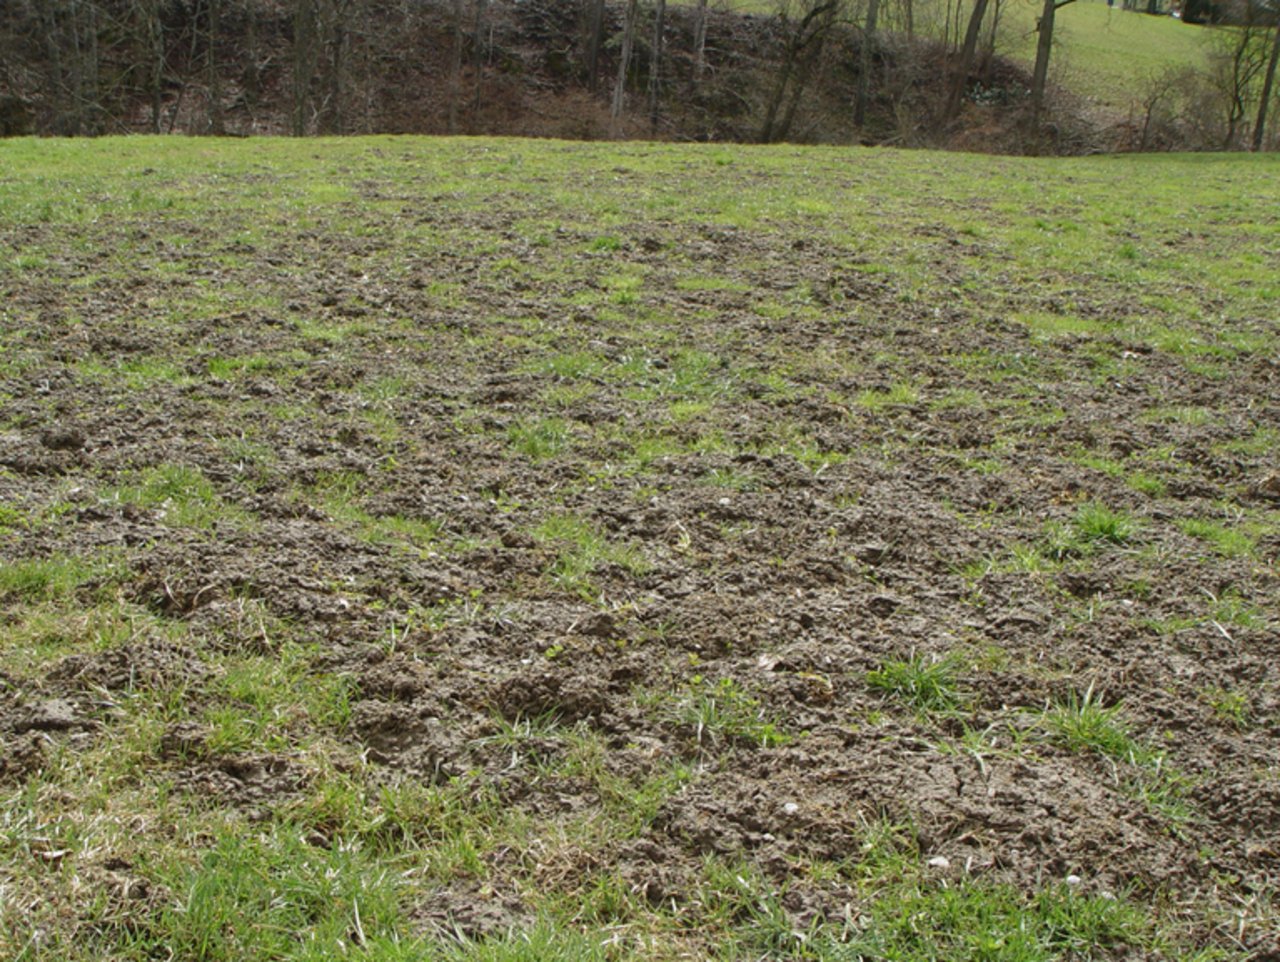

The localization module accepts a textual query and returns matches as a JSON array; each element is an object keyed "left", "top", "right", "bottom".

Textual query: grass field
[
  {"left": 1, "top": 135, "right": 1278, "bottom": 960},
  {"left": 720, "top": 0, "right": 1213, "bottom": 114},
  {"left": 995, "top": 0, "right": 1211, "bottom": 109}
]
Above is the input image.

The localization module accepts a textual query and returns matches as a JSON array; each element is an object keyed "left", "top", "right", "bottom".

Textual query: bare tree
[
  {"left": 762, "top": 0, "right": 841, "bottom": 142},
  {"left": 945, "top": 0, "right": 989, "bottom": 120},
  {"left": 692, "top": 0, "right": 710, "bottom": 90},
  {"left": 584, "top": 0, "right": 606, "bottom": 90},
  {"left": 854, "top": 0, "right": 880, "bottom": 128},
  {"left": 32, "top": 0, "right": 106, "bottom": 135},
  {"left": 127, "top": 0, "right": 167, "bottom": 133},
  {"left": 1030, "top": 0, "right": 1076, "bottom": 130},
  {"left": 292, "top": 0, "right": 317, "bottom": 134},
  {"left": 610, "top": 0, "right": 641, "bottom": 136},
  {"left": 1254, "top": 18, "right": 1280, "bottom": 151},
  {"left": 243, "top": 0, "right": 263, "bottom": 113},
  {"left": 288, "top": 0, "right": 365, "bottom": 135},
  {"left": 647, "top": 0, "right": 667, "bottom": 130},
  {"left": 1137, "top": 71, "right": 1172, "bottom": 150},
  {"left": 1207, "top": 13, "right": 1270, "bottom": 147},
  {"left": 206, "top": 0, "right": 225, "bottom": 133},
  {"left": 448, "top": 0, "right": 464, "bottom": 132},
  {"left": 983, "top": 0, "right": 1003, "bottom": 69},
  {"left": 472, "top": 0, "right": 489, "bottom": 120}
]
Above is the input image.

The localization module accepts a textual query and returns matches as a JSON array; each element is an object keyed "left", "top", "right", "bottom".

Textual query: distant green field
[
  {"left": 996, "top": 0, "right": 1211, "bottom": 110},
  {"left": 716, "top": 0, "right": 1211, "bottom": 114}
]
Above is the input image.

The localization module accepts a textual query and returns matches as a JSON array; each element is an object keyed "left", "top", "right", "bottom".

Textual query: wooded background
[{"left": 1, "top": 0, "right": 1277, "bottom": 151}]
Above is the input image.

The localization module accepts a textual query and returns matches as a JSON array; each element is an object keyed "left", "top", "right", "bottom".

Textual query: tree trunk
[
  {"left": 472, "top": 0, "right": 488, "bottom": 119},
  {"left": 942, "top": 0, "right": 963, "bottom": 53},
  {"left": 777, "top": 12, "right": 832, "bottom": 141},
  {"left": 854, "top": 0, "right": 881, "bottom": 128},
  {"left": 145, "top": 0, "right": 164, "bottom": 133},
  {"left": 1030, "top": 0, "right": 1056, "bottom": 129},
  {"left": 760, "top": 56, "right": 794, "bottom": 143},
  {"left": 1223, "top": 32, "right": 1252, "bottom": 148},
  {"left": 585, "top": 0, "right": 606, "bottom": 90},
  {"left": 70, "top": 0, "right": 94, "bottom": 135},
  {"left": 447, "top": 0, "right": 464, "bottom": 133},
  {"left": 84, "top": 0, "right": 103, "bottom": 134},
  {"left": 69, "top": 0, "right": 85, "bottom": 134},
  {"left": 208, "top": 0, "right": 224, "bottom": 134},
  {"left": 245, "top": 0, "right": 260, "bottom": 110},
  {"left": 1253, "top": 20, "right": 1280, "bottom": 151},
  {"left": 647, "top": 0, "right": 666, "bottom": 131},
  {"left": 327, "top": 3, "right": 346, "bottom": 133},
  {"left": 292, "top": 0, "right": 315, "bottom": 135},
  {"left": 692, "top": 0, "right": 709, "bottom": 90},
  {"left": 610, "top": 0, "right": 640, "bottom": 137},
  {"left": 983, "top": 0, "right": 1003, "bottom": 77},
  {"left": 946, "top": 0, "right": 989, "bottom": 120},
  {"left": 37, "top": 1, "right": 65, "bottom": 134}
]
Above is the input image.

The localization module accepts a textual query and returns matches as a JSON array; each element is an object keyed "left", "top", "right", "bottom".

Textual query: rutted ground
[{"left": 0, "top": 137, "right": 1277, "bottom": 959}]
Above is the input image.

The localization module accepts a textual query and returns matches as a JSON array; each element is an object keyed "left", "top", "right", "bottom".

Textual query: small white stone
[
  {"left": 782, "top": 802, "right": 800, "bottom": 815},
  {"left": 927, "top": 856, "right": 950, "bottom": 869}
]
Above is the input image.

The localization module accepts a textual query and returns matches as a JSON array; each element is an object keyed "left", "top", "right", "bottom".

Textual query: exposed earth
[{"left": 0, "top": 138, "right": 1277, "bottom": 958}]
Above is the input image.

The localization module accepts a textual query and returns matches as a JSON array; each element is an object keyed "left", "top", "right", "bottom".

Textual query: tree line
[{"left": 0, "top": 0, "right": 1276, "bottom": 151}]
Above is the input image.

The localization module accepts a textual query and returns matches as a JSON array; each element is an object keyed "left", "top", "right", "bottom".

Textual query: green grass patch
[
  {"left": 111, "top": 463, "right": 250, "bottom": 530},
  {"left": 508, "top": 417, "right": 573, "bottom": 460},
  {"left": 827, "top": 880, "right": 1152, "bottom": 961},
  {"left": 1046, "top": 689, "right": 1143, "bottom": 763},
  {"left": 1074, "top": 502, "right": 1137, "bottom": 545},
  {"left": 674, "top": 275, "right": 754, "bottom": 293},
  {"left": 1020, "top": 312, "right": 1110, "bottom": 340},
  {"left": 1046, "top": 503, "right": 1138, "bottom": 559},
  {"left": 1177, "top": 517, "right": 1255, "bottom": 559},
  {"left": 0, "top": 552, "right": 124, "bottom": 602},
  {"left": 868, "top": 652, "right": 967, "bottom": 713},
  {"left": 856, "top": 382, "right": 920, "bottom": 410},
  {"left": 151, "top": 823, "right": 406, "bottom": 961},
  {"left": 532, "top": 513, "right": 650, "bottom": 599},
  {"left": 674, "top": 676, "right": 791, "bottom": 749}
]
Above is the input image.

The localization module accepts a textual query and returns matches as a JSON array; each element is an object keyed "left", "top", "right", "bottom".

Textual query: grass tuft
[
  {"left": 867, "top": 652, "right": 966, "bottom": 713},
  {"left": 1045, "top": 688, "right": 1141, "bottom": 763},
  {"left": 675, "top": 676, "right": 791, "bottom": 749},
  {"left": 508, "top": 418, "right": 572, "bottom": 460},
  {"left": 1073, "top": 503, "right": 1137, "bottom": 546}
]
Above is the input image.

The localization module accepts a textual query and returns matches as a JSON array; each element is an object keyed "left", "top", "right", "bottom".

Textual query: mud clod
[{"left": 12, "top": 699, "right": 91, "bottom": 733}]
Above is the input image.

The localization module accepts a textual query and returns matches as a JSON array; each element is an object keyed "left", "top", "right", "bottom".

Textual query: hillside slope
[{"left": 995, "top": 0, "right": 1210, "bottom": 110}]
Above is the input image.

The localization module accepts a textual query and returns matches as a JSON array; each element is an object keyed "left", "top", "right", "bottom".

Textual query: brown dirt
[{"left": 1, "top": 151, "right": 1278, "bottom": 954}]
